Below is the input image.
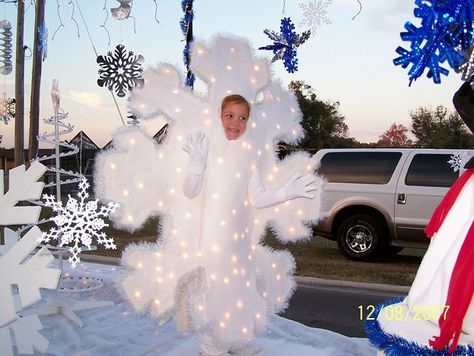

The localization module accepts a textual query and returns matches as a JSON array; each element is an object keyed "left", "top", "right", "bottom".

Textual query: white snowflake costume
[{"left": 95, "top": 35, "right": 324, "bottom": 352}]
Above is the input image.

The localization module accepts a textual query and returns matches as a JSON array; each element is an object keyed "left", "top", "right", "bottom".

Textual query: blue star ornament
[
  {"left": 394, "top": 0, "right": 474, "bottom": 85},
  {"left": 259, "top": 17, "right": 311, "bottom": 73}
]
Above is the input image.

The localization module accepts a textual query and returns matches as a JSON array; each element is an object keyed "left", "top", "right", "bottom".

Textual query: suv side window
[
  {"left": 319, "top": 152, "right": 402, "bottom": 184},
  {"left": 405, "top": 154, "right": 458, "bottom": 187}
]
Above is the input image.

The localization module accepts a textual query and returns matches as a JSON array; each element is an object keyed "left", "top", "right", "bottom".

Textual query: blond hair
[{"left": 220, "top": 94, "right": 251, "bottom": 115}]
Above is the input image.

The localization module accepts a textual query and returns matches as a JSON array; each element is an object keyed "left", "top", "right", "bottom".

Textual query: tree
[
  {"left": 288, "top": 81, "right": 358, "bottom": 152},
  {"left": 14, "top": 0, "right": 26, "bottom": 167},
  {"left": 410, "top": 105, "right": 474, "bottom": 148},
  {"left": 28, "top": 0, "right": 46, "bottom": 162},
  {"left": 377, "top": 123, "right": 412, "bottom": 147}
]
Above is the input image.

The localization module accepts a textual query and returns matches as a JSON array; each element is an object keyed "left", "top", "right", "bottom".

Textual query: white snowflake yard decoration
[
  {"left": 0, "top": 227, "right": 60, "bottom": 356},
  {"left": 95, "top": 35, "right": 325, "bottom": 348},
  {"left": 41, "top": 177, "right": 119, "bottom": 268},
  {"left": 0, "top": 162, "right": 60, "bottom": 356},
  {"left": 97, "top": 44, "right": 144, "bottom": 97},
  {"left": 0, "top": 162, "right": 46, "bottom": 225},
  {"left": 448, "top": 151, "right": 472, "bottom": 173},
  {"left": 299, "top": 0, "right": 332, "bottom": 36}
]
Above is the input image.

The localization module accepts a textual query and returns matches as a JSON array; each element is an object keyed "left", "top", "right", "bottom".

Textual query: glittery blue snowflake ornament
[
  {"left": 38, "top": 23, "right": 48, "bottom": 61},
  {"left": 394, "top": 0, "right": 474, "bottom": 85},
  {"left": 180, "top": 0, "right": 195, "bottom": 87},
  {"left": 259, "top": 17, "right": 311, "bottom": 73}
]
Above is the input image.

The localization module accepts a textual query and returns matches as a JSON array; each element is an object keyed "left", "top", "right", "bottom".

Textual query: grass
[
  {"left": 265, "top": 236, "right": 423, "bottom": 286},
  {"left": 83, "top": 217, "right": 423, "bottom": 286}
]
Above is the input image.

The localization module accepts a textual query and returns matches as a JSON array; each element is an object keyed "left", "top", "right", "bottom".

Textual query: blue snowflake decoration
[
  {"left": 394, "top": 0, "right": 474, "bottom": 85},
  {"left": 259, "top": 17, "right": 311, "bottom": 73},
  {"left": 38, "top": 23, "right": 48, "bottom": 62},
  {"left": 180, "top": 0, "right": 195, "bottom": 87}
]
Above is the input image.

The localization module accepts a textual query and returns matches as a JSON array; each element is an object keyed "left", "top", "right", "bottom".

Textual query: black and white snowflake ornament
[
  {"left": 97, "top": 44, "right": 144, "bottom": 98},
  {"left": 299, "top": 0, "right": 332, "bottom": 36},
  {"left": 0, "top": 92, "right": 14, "bottom": 124},
  {"left": 41, "top": 177, "right": 120, "bottom": 268},
  {"left": 259, "top": 17, "right": 311, "bottom": 73}
]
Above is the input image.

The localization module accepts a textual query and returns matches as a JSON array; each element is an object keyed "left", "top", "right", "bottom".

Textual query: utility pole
[
  {"left": 14, "top": 0, "right": 25, "bottom": 167},
  {"left": 28, "top": 0, "right": 46, "bottom": 162}
]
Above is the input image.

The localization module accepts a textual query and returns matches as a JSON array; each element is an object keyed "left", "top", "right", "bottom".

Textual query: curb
[
  {"left": 295, "top": 275, "right": 410, "bottom": 295},
  {"left": 81, "top": 254, "right": 121, "bottom": 265},
  {"left": 80, "top": 254, "right": 410, "bottom": 294}
]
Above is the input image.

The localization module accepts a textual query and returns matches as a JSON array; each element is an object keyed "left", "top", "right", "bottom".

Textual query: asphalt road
[{"left": 281, "top": 282, "right": 408, "bottom": 337}]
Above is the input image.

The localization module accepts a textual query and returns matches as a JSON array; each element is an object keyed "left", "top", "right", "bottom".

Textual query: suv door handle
[{"left": 397, "top": 193, "right": 406, "bottom": 204}]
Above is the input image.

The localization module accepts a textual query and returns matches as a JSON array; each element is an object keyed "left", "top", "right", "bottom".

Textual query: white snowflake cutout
[
  {"left": 0, "top": 162, "right": 60, "bottom": 356},
  {"left": 0, "top": 162, "right": 46, "bottom": 225},
  {"left": 299, "top": 0, "right": 332, "bottom": 36},
  {"left": 0, "top": 226, "right": 60, "bottom": 326},
  {"left": 41, "top": 177, "right": 119, "bottom": 268}
]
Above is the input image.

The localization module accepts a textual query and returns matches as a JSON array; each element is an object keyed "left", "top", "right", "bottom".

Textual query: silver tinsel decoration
[{"left": 0, "top": 20, "right": 13, "bottom": 75}]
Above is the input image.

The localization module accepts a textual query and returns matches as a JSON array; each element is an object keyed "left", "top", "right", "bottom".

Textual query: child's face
[{"left": 220, "top": 102, "right": 250, "bottom": 140}]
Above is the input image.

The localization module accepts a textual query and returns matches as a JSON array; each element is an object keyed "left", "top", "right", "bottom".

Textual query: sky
[{"left": 0, "top": 0, "right": 468, "bottom": 148}]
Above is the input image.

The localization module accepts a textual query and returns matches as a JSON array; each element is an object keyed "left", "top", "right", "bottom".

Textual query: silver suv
[{"left": 313, "top": 148, "right": 474, "bottom": 261}]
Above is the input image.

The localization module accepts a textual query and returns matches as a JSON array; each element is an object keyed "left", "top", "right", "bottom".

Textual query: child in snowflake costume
[
  {"left": 181, "top": 94, "right": 318, "bottom": 354},
  {"left": 365, "top": 80, "right": 474, "bottom": 355},
  {"left": 95, "top": 35, "right": 324, "bottom": 355}
]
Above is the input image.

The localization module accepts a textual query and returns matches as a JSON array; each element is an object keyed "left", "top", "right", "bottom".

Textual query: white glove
[
  {"left": 281, "top": 172, "right": 318, "bottom": 200},
  {"left": 182, "top": 132, "right": 209, "bottom": 175},
  {"left": 248, "top": 170, "right": 319, "bottom": 209}
]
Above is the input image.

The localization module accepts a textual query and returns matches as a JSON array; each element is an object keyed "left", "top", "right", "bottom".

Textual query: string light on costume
[
  {"left": 0, "top": 20, "right": 13, "bottom": 75},
  {"left": 298, "top": 0, "right": 332, "bottom": 36},
  {"left": 259, "top": 17, "right": 311, "bottom": 73},
  {"left": 394, "top": 0, "right": 474, "bottom": 85},
  {"left": 97, "top": 44, "right": 145, "bottom": 97},
  {"left": 0, "top": 93, "right": 15, "bottom": 124}
]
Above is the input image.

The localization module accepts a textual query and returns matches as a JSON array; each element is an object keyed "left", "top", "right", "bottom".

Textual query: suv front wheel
[{"left": 336, "top": 214, "right": 385, "bottom": 261}]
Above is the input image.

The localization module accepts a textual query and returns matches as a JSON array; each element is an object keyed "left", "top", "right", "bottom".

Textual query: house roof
[
  {"left": 103, "top": 124, "right": 168, "bottom": 150},
  {"left": 68, "top": 131, "right": 100, "bottom": 150}
]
